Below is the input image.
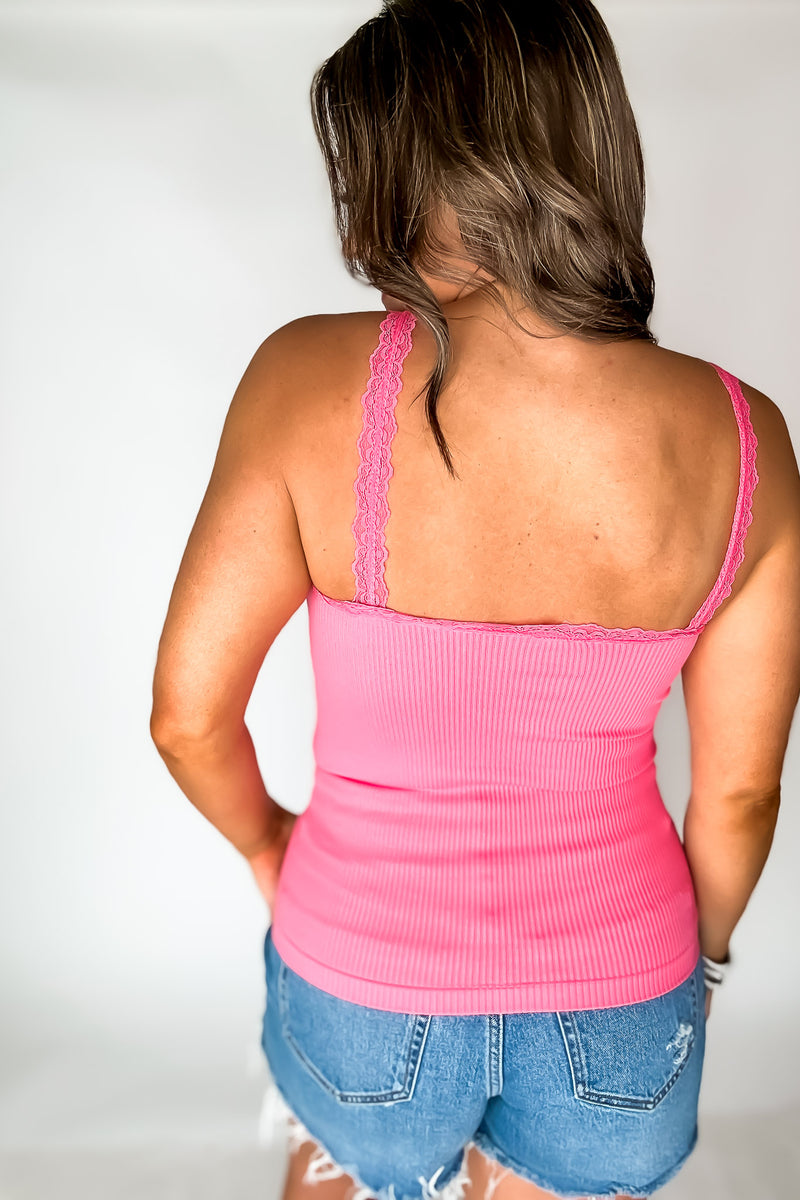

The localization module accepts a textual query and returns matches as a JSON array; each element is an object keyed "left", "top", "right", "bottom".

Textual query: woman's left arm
[{"left": 150, "top": 319, "right": 318, "bottom": 896}]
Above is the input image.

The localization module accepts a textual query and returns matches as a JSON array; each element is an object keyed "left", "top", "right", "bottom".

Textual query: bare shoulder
[
  {"left": 249, "top": 310, "right": 387, "bottom": 375},
  {"left": 232, "top": 310, "right": 387, "bottom": 437},
  {"left": 736, "top": 375, "right": 800, "bottom": 551},
  {"left": 736, "top": 376, "right": 795, "bottom": 466},
  {"left": 250, "top": 307, "right": 437, "bottom": 372},
  {"left": 718, "top": 369, "right": 800, "bottom": 555},
  {"left": 635, "top": 345, "right": 800, "bottom": 560}
]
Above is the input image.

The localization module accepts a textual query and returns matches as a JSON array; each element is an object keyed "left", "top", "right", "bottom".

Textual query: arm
[
  {"left": 150, "top": 318, "right": 317, "bottom": 873},
  {"left": 681, "top": 384, "right": 800, "bottom": 963}
]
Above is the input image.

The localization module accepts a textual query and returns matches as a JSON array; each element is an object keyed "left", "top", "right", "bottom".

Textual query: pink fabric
[{"left": 270, "top": 309, "right": 760, "bottom": 1014}]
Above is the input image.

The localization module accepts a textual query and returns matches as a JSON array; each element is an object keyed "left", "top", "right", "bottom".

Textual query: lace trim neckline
[{"left": 310, "top": 585, "right": 700, "bottom": 643}]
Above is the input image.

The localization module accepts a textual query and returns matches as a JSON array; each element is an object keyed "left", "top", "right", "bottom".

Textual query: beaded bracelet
[{"left": 702, "top": 950, "right": 731, "bottom": 990}]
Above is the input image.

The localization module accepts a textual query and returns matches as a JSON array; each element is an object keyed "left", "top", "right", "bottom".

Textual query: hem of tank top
[
  {"left": 308, "top": 584, "right": 704, "bottom": 642},
  {"left": 270, "top": 923, "right": 702, "bottom": 1011}
]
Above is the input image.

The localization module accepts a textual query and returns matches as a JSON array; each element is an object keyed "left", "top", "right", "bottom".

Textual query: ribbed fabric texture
[{"left": 270, "top": 310, "right": 760, "bottom": 1015}]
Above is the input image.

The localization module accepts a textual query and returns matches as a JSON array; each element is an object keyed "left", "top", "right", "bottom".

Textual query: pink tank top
[{"left": 270, "top": 309, "right": 759, "bottom": 1015}]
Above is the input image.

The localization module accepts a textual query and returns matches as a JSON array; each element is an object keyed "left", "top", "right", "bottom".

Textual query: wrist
[
  {"left": 238, "top": 805, "right": 286, "bottom": 861},
  {"left": 701, "top": 947, "right": 732, "bottom": 990},
  {"left": 697, "top": 922, "right": 730, "bottom": 960},
  {"left": 701, "top": 946, "right": 730, "bottom": 963},
  {"left": 241, "top": 804, "right": 297, "bottom": 863}
]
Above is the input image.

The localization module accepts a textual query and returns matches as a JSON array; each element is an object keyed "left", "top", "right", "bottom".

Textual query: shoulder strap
[
  {"left": 686, "top": 364, "right": 760, "bottom": 632},
  {"left": 351, "top": 309, "right": 417, "bottom": 604}
]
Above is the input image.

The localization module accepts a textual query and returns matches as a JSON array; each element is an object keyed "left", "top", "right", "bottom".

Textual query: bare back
[{"left": 281, "top": 308, "right": 775, "bottom": 634}]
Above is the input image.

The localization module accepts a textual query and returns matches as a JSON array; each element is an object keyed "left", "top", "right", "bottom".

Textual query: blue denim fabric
[{"left": 261, "top": 925, "right": 705, "bottom": 1200}]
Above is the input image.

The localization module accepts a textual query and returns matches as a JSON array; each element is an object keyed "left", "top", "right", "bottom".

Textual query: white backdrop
[{"left": 1, "top": 0, "right": 799, "bottom": 1193}]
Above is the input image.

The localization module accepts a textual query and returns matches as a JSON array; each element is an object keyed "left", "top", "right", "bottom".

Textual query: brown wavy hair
[{"left": 309, "top": 0, "right": 657, "bottom": 478}]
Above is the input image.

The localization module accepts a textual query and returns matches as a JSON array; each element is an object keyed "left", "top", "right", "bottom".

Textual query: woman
[{"left": 150, "top": 2, "right": 800, "bottom": 1199}]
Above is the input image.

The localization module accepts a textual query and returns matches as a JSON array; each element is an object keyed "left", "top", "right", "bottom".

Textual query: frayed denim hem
[{"left": 258, "top": 1063, "right": 481, "bottom": 1200}]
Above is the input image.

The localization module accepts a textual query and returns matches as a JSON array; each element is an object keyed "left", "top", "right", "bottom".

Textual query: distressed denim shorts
[{"left": 260, "top": 926, "right": 706, "bottom": 1200}]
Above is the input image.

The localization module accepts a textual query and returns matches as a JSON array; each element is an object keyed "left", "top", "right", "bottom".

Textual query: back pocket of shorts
[
  {"left": 556, "top": 962, "right": 700, "bottom": 1112},
  {"left": 277, "top": 959, "right": 431, "bottom": 1105}
]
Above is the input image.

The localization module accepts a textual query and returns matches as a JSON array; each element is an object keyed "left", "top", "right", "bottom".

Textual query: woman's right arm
[{"left": 681, "top": 383, "right": 800, "bottom": 964}]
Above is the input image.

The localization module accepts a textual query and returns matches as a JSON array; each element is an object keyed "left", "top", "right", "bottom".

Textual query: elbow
[
  {"left": 732, "top": 782, "right": 782, "bottom": 808},
  {"left": 150, "top": 705, "right": 244, "bottom": 753},
  {"left": 743, "top": 786, "right": 782, "bottom": 811},
  {"left": 150, "top": 706, "right": 207, "bottom": 753},
  {"left": 150, "top": 708, "right": 185, "bottom": 753},
  {"left": 688, "top": 784, "right": 782, "bottom": 812},
  {"left": 150, "top": 680, "right": 214, "bottom": 750}
]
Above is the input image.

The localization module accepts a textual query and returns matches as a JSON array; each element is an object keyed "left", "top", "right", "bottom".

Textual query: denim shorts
[{"left": 260, "top": 926, "right": 706, "bottom": 1200}]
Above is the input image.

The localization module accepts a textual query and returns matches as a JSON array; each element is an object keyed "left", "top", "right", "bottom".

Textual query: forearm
[
  {"left": 683, "top": 794, "right": 781, "bottom": 961},
  {"left": 153, "top": 720, "right": 283, "bottom": 860}
]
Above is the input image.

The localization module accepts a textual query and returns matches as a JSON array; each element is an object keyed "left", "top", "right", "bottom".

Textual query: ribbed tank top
[{"left": 270, "top": 309, "right": 760, "bottom": 1015}]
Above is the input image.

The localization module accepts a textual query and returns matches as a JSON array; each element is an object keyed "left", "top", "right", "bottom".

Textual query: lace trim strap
[
  {"left": 686, "top": 364, "right": 760, "bottom": 633},
  {"left": 351, "top": 309, "right": 417, "bottom": 604}
]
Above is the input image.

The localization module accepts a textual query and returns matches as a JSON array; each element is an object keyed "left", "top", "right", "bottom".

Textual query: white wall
[{"left": 1, "top": 0, "right": 798, "bottom": 1162}]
